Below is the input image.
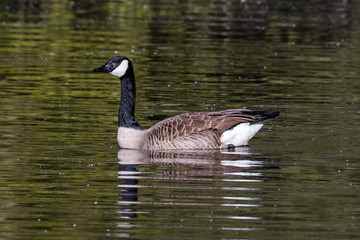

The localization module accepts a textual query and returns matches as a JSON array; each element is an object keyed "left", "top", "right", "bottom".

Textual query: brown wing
[{"left": 142, "top": 109, "right": 274, "bottom": 150}]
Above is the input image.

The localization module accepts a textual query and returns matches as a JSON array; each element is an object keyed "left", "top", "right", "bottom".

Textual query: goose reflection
[
  {"left": 117, "top": 147, "right": 261, "bottom": 167},
  {"left": 117, "top": 148, "right": 274, "bottom": 219}
]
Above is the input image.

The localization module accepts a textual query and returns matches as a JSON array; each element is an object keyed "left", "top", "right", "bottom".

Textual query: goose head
[{"left": 93, "top": 56, "right": 132, "bottom": 79}]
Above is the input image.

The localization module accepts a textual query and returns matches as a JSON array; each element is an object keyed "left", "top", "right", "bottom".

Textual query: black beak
[{"left": 93, "top": 64, "right": 108, "bottom": 72}]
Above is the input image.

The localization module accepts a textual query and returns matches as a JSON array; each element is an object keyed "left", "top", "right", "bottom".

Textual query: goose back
[{"left": 141, "top": 109, "right": 275, "bottom": 150}]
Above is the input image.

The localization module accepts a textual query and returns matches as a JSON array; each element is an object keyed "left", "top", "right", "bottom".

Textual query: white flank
[
  {"left": 110, "top": 60, "right": 129, "bottom": 78},
  {"left": 220, "top": 122, "right": 265, "bottom": 146}
]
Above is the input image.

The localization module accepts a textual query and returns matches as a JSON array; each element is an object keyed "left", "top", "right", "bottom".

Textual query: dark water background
[{"left": 1, "top": 0, "right": 359, "bottom": 239}]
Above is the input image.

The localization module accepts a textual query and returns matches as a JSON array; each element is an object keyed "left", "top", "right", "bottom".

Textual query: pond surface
[{"left": 1, "top": 0, "right": 360, "bottom": 239}]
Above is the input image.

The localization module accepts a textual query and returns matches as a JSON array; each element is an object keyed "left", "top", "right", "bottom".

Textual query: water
[{"left": 1, "top": 0, "right": 360, "bottom": 239}]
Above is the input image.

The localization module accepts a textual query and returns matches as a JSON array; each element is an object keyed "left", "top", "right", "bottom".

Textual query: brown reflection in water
[
  {"left": 117, "top": 148, "right": 277, "bottom": 219},
  {"left": 118, "top": 148, "right": 258, "bottom": 165}
]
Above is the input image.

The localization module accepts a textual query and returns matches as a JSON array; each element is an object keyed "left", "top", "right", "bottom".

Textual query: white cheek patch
[{"left": 110, "top": 60, "right": 129, "bottom": 78}]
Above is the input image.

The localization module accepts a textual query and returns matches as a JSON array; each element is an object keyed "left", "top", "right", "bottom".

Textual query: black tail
[{"left": 249, "top": 110, "right": 280, "bottom": 124}]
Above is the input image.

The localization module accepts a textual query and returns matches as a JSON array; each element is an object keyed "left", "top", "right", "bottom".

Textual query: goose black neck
[{"left": 118, "top": 70, "right": 142, "bottom": 129}]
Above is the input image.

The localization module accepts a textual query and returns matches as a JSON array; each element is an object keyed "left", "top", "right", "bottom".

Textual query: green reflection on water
[{"left": 1, "top": 0, "right": 360, "bottom": 239}]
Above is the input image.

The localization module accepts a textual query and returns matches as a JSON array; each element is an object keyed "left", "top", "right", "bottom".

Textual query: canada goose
[{"left": 93, "top": 56, "right": 279, "bottom": 150}]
